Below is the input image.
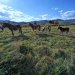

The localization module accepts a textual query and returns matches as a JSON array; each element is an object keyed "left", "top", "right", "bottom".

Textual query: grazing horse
[
  {"left": 29, "top": 23, "right": 41, "bottom": 31},
  {"left": 58, "top": 26, "right": 69, "bottom": 33},
  {"left": 2, "top": 23, "right": 22, "bottom": 36},
  {"left": 0, "top": 25, "right": 4, "bottom": 31}
]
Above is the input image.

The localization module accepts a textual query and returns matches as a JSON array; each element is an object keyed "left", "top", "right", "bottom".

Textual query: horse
[
  {"left": 0, "top": 25, "right": 4, "bottom": 31},
  {"left": 2, "top": 23, "right": 22, "bottom": 36},
  {"left": 49, "top": 20, "right": 59, "bottom": 26},
  {"left": 58, "top": 26, "right": 69, "bottom": 33},
  {"left": 29, "top": 23, "right": 41, "bottom": 31},
  {"left": 42, "top": 25, "right": 51, "bottom": 32}
]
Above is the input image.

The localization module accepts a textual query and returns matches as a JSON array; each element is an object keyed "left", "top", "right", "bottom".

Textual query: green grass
[{"left": 0, "top": 25, "right": 75, "bottom": 75}]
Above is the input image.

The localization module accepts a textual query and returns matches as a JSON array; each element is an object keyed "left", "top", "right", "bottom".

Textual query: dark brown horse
[
  {"left": 29, "top": 23, "right": 41, "bottom": 31},
  {"left": 2, "top": 23, "right": 22, "bottom": 36},
  {"left": 58, "top": 26, "right": 69, "bottom": 33}
]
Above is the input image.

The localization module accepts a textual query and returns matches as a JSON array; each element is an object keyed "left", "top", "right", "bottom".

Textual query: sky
[{"left": 0, "top": 0, "right": 75, "bottom": 22}]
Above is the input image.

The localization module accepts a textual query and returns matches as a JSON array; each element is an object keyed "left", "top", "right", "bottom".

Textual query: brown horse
[
  {"left": 29, "top": 23, "right": 41, "bottom": 31},
  {"left": 49, "top": 20, "right": 59, "bottom": 26},
  {"left": 58, "top": 26, "right": 69, "bottom": 33},
  {"left": 2, "top": 23, "right": 22, "bottom": 36}
]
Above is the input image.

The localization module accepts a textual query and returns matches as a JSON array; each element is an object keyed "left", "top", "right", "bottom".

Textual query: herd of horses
[{"left": 0, "top": 21, "right": 69, "bottom": 36}]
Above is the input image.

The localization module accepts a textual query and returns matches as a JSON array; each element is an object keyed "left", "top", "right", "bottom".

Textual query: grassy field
[{"left": 0, "top": 25, "right": 75, "bottom": 75}]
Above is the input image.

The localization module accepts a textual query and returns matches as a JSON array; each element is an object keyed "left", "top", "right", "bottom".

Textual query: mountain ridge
[{"left": 0, "top": 19, "right": 75, "bottom": 25}]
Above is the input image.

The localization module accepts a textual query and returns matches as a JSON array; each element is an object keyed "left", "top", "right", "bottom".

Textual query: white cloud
[
  {"left": 58, "top": 10, "right": 75, "bottom": 19},
  {"left": 40, "top": 14, "right": 50, "bottom": 20},
  {"left": 0, "top": 3, "right": 34, "bottom": 22},
  {"left": 0, "top": 0, "right": 12, "bottom": 4},
  {"left": 51, "top": 8, "right": 58, "bottom": 11},
  {"left": 50, "top": 16, "right": 60, "bottom": 20},
  {"left": 61, "top": 11, "right": 75, "bottom": 19},
  {"left": 58, "top": 10, "right": 63, "bottom": 14},
  {"left": 0, "top": 3, "right": 50, "bottom": 22}
]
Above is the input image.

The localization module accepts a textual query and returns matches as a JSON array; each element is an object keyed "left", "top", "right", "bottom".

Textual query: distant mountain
[
  {"left": 30, "top": 20, "right": 49, "bottom": 25},
  {"left": 0, "top": 20, "right": 27, "bottom": 25},
  {"left": 0, "top": 20, "right": 49, "bottom": 25},
  {"left": 0, "top": 19, "right": 75, "bottom": 25},
  {"left": 55, "top": 19, "right": 75, "bottom": 25}
]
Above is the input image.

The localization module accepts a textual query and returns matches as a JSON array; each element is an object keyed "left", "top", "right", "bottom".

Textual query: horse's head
[{"left": 58, "top": 26, "right": 62, "bottom": 29}]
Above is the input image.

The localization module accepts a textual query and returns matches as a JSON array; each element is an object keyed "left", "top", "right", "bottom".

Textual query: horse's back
[
  {"left": 11, "top": 25, "right": 21, "bottom": 30},
  {"left": 65, "top": 27, "right": 69, "bottom": 32}
]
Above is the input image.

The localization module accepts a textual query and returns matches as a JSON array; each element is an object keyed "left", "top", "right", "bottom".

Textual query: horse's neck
[
  {"left": 60, "top": 27, "right": 62, "bottom": 29},
  {"left": 30, "top": 24, "right": 34, "bottom": 27}
]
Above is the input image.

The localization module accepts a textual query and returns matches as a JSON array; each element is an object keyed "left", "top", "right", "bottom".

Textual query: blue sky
[{"left": 0, "top": 0, "right": 75, "bottom": 22}]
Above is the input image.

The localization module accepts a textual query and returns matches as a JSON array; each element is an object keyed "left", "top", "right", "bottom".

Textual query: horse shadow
[
  {"left": 11, "top": 34, "right": 30, "bottom": 41},
  {"left": 0, "top": 36, "right": 14, "bottom": 51},
  {"left": 0, "top": 34, "right": 30, "bottom": 51}
]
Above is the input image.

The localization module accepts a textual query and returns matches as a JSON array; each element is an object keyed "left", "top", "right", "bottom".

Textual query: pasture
[{"left": 0, "top": 25, "right": 75, "bottom": 75}]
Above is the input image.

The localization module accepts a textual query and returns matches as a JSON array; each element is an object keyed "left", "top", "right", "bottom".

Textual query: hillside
[
  {"left": 0, "top": 19, "right": 75, "bottom": 25},
  {"left": 0, "top": 25, "right": 75, "bottom": 75}
]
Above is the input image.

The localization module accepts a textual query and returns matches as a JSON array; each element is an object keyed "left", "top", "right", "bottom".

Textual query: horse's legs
[
  {"left": 66, "top": 31, "right": 69, "bottom": 34},
  {"left": 32, "top": 27, "right": 35, "bottom": 31},
  {"left": 48, "top": 26, "right": 51, "bottom": 32},
  {"left": 19, "top": 27, "right": 22, "bottom": 34},
  {"left": 66, "top": 30, "right": 69, "bottom": 34},
  {"left": 61, "top": 31, "right": 63, "bottom": 34},
  {"left": 33, "top": 28, "right": 34, "bottom": 31},
  {"left": 38, "top": 26, "right": 41, "bottom": 31},
  {"left": 11, "top": 30, "right": 14, "bottom": 36},
  {"left": 38, "top": 26, "right": 40, "bottom": 31},
  {"left": 42, "top": 27, "right": 45, "bottom": 31},
  {"left": 2, "top": 28, "right": 4, "bottom": 31},
  {"left": 48, "top": 28, "right": 51, "bottom": 32},
  {"left": 32, "top": 28, "right": 34, "bottom": 31}
]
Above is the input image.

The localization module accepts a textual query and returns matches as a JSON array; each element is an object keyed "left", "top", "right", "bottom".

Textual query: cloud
[
  {"left": 58, "top": 10, "right": 75, "bottom": 19},
  {"left": 0, "top": 3, "right": 34, "bottom": 22},
  {"left": 0, "top": 3, "right": 50, "bottom": 22},
  {"left": 0, "top": 0, "right": 12, "bottom": 4},
  {"left": 61, "top": 11, "right": 75, "bottom": 19},
  {"left": 40, "top": 14, "right": 50, "bottom": 20},
  {"left": 51, "top": 8, "right": 58, "bottom": 11},
  {"left": 58, "top": 10, "right": 63, "bottom": 14},
  {"left": 50, "top": 17, "right": 60, "bottom": 20}
]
